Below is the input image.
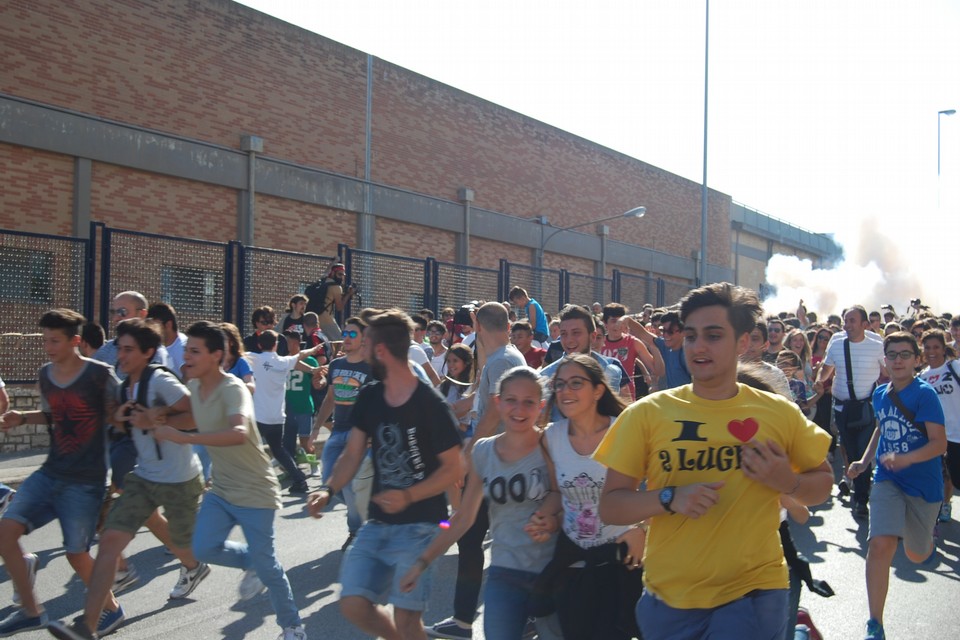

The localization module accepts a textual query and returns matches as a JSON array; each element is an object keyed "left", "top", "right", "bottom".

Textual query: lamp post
[
  {"left": 939, "top": 109, "right": 956, "bottom": 207},
  {"left": 536, "top": 206, "right": 646, "bottom": 269}
]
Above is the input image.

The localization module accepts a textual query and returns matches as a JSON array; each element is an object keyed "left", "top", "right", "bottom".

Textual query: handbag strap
[
  {"left": 946, "top": 360, "right": 960, "bottom": 386},
  {"left": 887, "top": 382, "right": 928, "bottom": 439},
  {"left": 843, "top": 339, "right": 858, "bottom": 401}
]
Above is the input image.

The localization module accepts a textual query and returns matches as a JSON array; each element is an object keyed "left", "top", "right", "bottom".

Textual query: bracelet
[
  {"left": 318, "top": 484, "right": 335, "bottom": 495},
  {"left": 785, "top": 475, "right": 801, "bottom": 495}
]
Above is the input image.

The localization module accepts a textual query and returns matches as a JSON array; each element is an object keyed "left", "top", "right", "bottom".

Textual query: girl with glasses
[{"left": 530, "top": 353, "right": 644, "bottom": 640}]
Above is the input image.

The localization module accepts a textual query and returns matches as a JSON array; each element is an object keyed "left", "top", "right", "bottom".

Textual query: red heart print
[{"left": 727, "top": 418, "right": 759, "bottom": 442}]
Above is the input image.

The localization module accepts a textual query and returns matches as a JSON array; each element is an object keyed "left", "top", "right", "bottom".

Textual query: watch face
[{"left": 660, "top": 487, "right": 674, "bottom": 507}]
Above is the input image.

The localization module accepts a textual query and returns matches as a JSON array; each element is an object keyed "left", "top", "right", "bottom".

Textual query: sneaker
[
  {"left": 838, "top": 477, "right": 851, "bottom": 497},
  {"left": 521, "top": 616, "right": 537, "bottom": 639},
  {"left": 0, "top": 608, "right": 48, "bottom": 637},
  {"left": 939, "top": 501, "right": 952, "bottom": 523},
  {"left": 238, "top": 569, "right": 266, "bottom": 601},
  {"left": 277, "top": 625, "right": 308, "bottom": 640},
  {"left": 425, "top": 617, "right": 472, "bottom": 639},
  {"left": 295, "top": 448, "right": 310, "bottom": 464},
  {"left": 341, "top": 532, "right": 356, "bottom": 552},
  {"left": 96, "top": 605, "right": 125, "bottom": 636},
  {"left": 46, "top": 617, "right": 94, "bottom": 640},
  {"left": 853, "top": 501, "right": 869, "bottom": 518},
  {"left": 864, "top": 617, "right": 885, "bottom": 640},
  {"left": 289, "top": 481, "right": 309, "bottom": 495},
  {"left": 169, "top": 562, "right": 211, "bottom": 599},
  {"left": 112, "top": 565, "right": 139, "bottom": 594},
  {"left": 11, "top": 553, "right": 39, "bottom": 607},
  {"left": 796, "top": 607, "right": 822, "bottom": 640}
]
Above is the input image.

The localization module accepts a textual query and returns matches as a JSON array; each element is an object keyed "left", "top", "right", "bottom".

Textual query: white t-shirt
[
  {"left": 920, "top": 361, "right": 960, "bottom": 443},
  {"left": 823, "top": 333, "right": 884, "bottom": 402},
  {"left": 430, "top": 350, "right": 448, "bottom": 379},
  {"left": 249, "top": 351, "right": 300, "bottom": 423},
  {"left": 164, "top": 332, "right": 189, "bottom": 379},
  {"left": 408, "top": 342, "right": 430, "bottom": 366}
]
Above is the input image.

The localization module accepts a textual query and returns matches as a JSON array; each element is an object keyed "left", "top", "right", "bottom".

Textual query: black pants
[
  {"left": 453, "top": 499, "right": 489, "bottom": 623},
  {"left": 257, "top": 421, "right": 306, "bottom": 485},
  {"left": 835, "top": 406, "right": 873, "bottom": 504}
]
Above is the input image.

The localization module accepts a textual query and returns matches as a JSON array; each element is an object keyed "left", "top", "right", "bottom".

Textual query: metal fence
[
  {"left": 433, "top": 261, "right": 501, "bottom": 314},
  {"left": 566, "top": 272, "right": 611, "bottom": 309},
  {"left": 100, "top": 227, "right": 231, "bottom": 337},
  {"left": 344, "top": 247, "right": 429, "bottom": 316},
  {"left": 503, "top": 262, "right": 563, "bottom": 315},
  {"left": 237, "top": 245, "right": 337, "bottom": 334},
  {"left": 0, "top": 224, "right": 697, "bottom": 383},
  {"left": 0, "top": 229, "right": 89, "bottom": 383}
]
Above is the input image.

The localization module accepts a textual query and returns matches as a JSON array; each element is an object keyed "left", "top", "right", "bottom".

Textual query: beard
[{"left": 370, "top": 357, "right": 387, "bottom": 381}]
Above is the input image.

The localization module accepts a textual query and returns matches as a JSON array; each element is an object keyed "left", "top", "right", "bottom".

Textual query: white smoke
[{"left": 762, "top": 218, "right": 946, "bottom": 319}]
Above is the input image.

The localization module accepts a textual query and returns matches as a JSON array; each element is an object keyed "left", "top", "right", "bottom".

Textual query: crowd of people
[{"left": 0, "top": 277, "right": 957, "bottom": 640}]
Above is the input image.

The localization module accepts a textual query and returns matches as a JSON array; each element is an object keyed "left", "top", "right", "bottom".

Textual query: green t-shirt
[{"left": 285, "top": 356, "right": 318, "bottom": 415}]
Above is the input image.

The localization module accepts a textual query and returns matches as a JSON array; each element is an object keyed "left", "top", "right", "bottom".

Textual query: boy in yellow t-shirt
[{"left": 595, "top": 283, "right": 833, "bottom": 640}]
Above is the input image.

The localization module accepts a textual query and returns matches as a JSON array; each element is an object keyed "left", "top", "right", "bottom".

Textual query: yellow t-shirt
[
  {"left": 188, "top": 375, "right": 281, "bottom": 510},
  {"left": 593, "top": 383, "right": 830, "bottom": 609}
]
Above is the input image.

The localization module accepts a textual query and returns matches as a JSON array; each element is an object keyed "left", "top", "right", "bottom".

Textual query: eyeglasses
[
  {"left": 769, "top": 327, "right": 783, "bottom": 333},
  {"left": 343, "top": 330, "right": 360, "bottom": 339},
  {"left": 659, "top": 327, "right": 681, "bottom": 335},
  {"left": 553, "top": 376, "right": 591, "bottom": 392},
  {"left": 885, "top": 350, "right": 916, "bottom": 361},
  {"left": 817, "top": 334, "right": 831, "bottom": 341},
  {"left": 427, "top": 329, "right": 445, "bottom": 335},
  {"left": 109, "top": 307, "right": 139, "bottom": 317}
]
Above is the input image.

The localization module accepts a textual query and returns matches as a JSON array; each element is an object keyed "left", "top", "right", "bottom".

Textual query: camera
[
  {"left": 453, "top": 301, "right": 479, "bottom": 327},
  {"left": 910, "top": 298, "right": 921, "bottom": 306}
]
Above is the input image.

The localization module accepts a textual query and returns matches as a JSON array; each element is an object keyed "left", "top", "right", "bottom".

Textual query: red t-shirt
[
  {"left": 602, "top": 335, "right": 642, "bottom": 398},
  {"left": 522, "top": 347, "right": 547, "bottom": 369}
]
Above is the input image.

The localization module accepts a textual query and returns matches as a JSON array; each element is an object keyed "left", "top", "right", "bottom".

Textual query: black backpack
[
  {"left": 119, "top": 364, "right": 178, "bottom": 459},
  {"left": 305, "top": 279, "right": 332, "bottom": 316}
]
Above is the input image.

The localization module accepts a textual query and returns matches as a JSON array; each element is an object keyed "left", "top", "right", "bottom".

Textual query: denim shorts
[
  {"left": 339, "top": 520, "right": 438, "bottom": 611},
  {"left": 285, "top": 413, "right": 313, "bottom": 438},
  {"left": 636, "top": 587, "right": 788, "bottom": 640},
  {"left": 3, "top": 470, "right": 105, "bottom": 553}
]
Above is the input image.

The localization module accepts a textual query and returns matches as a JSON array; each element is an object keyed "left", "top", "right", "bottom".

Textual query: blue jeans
[
  {"left": 835, "top": 403, "right": 875, "bottom": 504},
  {"left": 339, "top": 521, "right": 437, "bottom": 611},
  {"left": 3, "top": 470, "right": 104, "bottom": 553},
  {"left": 192, "top": 492, "right": 301, "bottom": 629},
  {"left": 636, "top": 588, "right": 788, "bottom": 640},
  {"left": 193, "top": 444, "right": 212, "bottom": 482},
  {"left": 321, "top": 430, "right": 365, "bottom": 534},
  {"left": 483, "top": 566, "right": 562, "bottom": 640}
]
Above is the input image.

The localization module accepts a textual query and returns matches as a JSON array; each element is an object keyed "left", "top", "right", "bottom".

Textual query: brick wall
[
  {"left": 0, "top": 384, "right": 44, "bottom": 453},
  {"left": 0, "top": 144, "right": 73, "bottom": 235}
]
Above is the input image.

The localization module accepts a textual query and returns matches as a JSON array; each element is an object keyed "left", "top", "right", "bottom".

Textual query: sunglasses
[
  {"left": 109, "top": 307, "right": 138, "bottom": 317},
  {"left": 817, "top": 334, "right": 831, "bottom": 341},
  {"left": 885, "top": 350, "right": 916, "bottom": 361},
  {"left": 769, "top": 327, "right": 783, "bottom": 333},
  {"left": 553, "top": 376, "right": 591, "bottom": 392},
  {"left": 343, "top": 330, "right": 361, "bottom": 339}
]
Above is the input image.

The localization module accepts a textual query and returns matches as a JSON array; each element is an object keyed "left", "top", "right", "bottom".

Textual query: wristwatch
[
  {"left": 317, "top": 484, "right": 334, "bottom": 495},
  {"left": 659, "top": 486, "right": 676, "bottom": 514}
]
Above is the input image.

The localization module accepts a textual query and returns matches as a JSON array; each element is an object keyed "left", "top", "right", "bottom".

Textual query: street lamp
[
  {"left": 536, "top": 206, "right": 646, "bottom": 269},
  {"left": 939, "top": 109, "right": 956, "bottom": 207}
]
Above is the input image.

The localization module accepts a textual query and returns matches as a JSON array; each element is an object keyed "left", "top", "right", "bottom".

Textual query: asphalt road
[{"left": 2, "top": 475, "right": 959, "bottom": 639}]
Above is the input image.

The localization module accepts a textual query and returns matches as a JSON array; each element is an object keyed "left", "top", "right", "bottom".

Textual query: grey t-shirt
[
  {"left": 476, "top": 344, "right": 526, "bottom": 430},
  {"left": 471, "top": 435, "right": 555, "bottom": 572},
  {"left": 118, "top": 369, "right": 201, "bottom": 484}
]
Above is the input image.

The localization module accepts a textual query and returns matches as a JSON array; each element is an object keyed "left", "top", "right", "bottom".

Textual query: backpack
[
  {"left": 305, "top": 279, "right": 332, "bottom": 316},
  {"left": 119, "top": 364, "right": 178, "bottom": 459}
]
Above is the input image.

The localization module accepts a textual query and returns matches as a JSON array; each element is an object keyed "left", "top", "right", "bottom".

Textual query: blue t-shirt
[
  {"left": 872, "top": 378, "right": 945, "bottom": 502},
  {"left": 655, "top": 336, "right": 691, "bottom": 389},
  {"left": 525, "top": 299, "right": 549, "bottom": 337},
  {"left": 228, "top": 356, "right": 253, "bottom": 381}
]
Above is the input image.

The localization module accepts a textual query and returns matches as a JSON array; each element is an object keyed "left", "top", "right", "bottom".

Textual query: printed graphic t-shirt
[
  {"left": 593, "top": 383, "right": 830, "bottom": 609},
  {"left": 327, "top": 357, "right": 371, "bottom": 433},
  {"left": 351, "top": 380, "right": 461, "bottom": 525}
]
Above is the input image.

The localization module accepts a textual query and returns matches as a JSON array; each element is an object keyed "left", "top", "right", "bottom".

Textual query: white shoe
[
  {"left": 238, "top": 568, "right": 265, "bottom": 601},
  {"left": 277, "top": 625, "right": 307, "bottom": 640},
  {"left": 169, "top": 562, "right": 211, "bottom": 599}
]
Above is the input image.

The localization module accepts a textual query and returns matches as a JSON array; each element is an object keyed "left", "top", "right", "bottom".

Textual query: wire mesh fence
[
  {"left": 506, "top": 263, "right": 562, "bottom": 316},
  {"left": 239, "top": 246, "right": 337, "bottom": 334},
  {"left": 661, "top": 279, "right": 695, "bottom": 308},
  {"left": 346, "top": 248, "right": 427, "bottom": 315},
  {"left": 0, "top": 230, "right": 89, "bottom": 383},
  {"left": 434, "top": 262, "right": 500, "bottom": 315},
  {"left": 102, "top": 229, "right": 230, "bottom": 338},
  {"left": 566, "top": 272, "right": 611, "bottom": 309}
]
